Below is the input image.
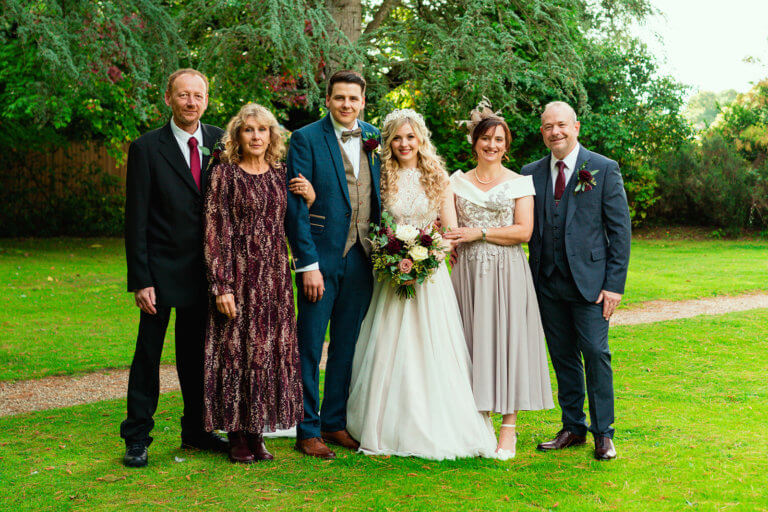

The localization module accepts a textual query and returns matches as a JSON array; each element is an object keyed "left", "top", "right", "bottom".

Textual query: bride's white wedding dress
[{"left": 346, "top": 168, "right": 497, "bottom": 460}]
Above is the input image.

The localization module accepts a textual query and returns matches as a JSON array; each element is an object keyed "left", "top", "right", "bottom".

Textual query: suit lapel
[
  {"left": 565, "top": 146, "right": 590, "bottom": 228},
  {"left": 322, "top": 115, "right": 351, "bottom": 207},
  {"left": 158, "top": 122, "right": 201, "bottom": 196},
  {"left": 360, "top": 122, "right": 381, "bottom": 208},
  {"left": 200, "top": 124, "right": 215, "bottom": 194},
  {"left": 533, "top": 158, "right": 548, "bottom": 237}
]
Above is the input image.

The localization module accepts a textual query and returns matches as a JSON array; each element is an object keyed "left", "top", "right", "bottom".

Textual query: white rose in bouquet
[
  {"left": 395, "top": 224, "right": 419, "bottom": 244},
  {"left": 408, "top": 245, "right": 429, "bottom": 261}
]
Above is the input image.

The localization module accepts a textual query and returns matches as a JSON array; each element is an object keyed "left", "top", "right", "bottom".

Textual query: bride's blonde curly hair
[{"left": 380, "top": 109, "right": 448, "bottom": 211}]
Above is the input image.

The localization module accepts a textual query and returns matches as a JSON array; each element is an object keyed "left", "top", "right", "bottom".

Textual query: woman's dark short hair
[
  {"left": 471, "top": 117, "right": 512, "bottom": 161},
  {"left": 326, "top": 70, "right": 366, "bottom": 97}
]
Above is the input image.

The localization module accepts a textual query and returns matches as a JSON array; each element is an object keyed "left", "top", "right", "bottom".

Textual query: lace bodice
[
  {"left": 383, "top": 168, "right": 439, "bottom": 228},
  {"left": 451, "top": 171, "right": 535, "bottom": 274}
]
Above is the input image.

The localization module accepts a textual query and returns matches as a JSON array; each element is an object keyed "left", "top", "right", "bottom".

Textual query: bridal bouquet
[{"left": 368, "top": 211, "right": 450, "bottom": 299}]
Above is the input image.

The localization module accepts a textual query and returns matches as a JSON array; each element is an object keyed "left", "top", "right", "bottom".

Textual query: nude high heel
[{"left": 495, "top": 424, "right": 517, "bottom": 460}]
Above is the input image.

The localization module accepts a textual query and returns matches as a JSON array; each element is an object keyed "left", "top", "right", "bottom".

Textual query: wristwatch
[{"left": 481, "top": 228, "right": 487, "bottom": 241}]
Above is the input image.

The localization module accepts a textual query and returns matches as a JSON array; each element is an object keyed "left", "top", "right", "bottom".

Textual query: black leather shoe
[
  {"left": 594, "top": 436, "right": 617, "bottom": 461},
  {"left": 536, "top": 429, "right": 587, "bottom": 451},
  {"left": 123, "top": 442, "right": 148, "bottom": 468},
  {"left": 181, "top": 431, "right": 229, "bottom": 453}
]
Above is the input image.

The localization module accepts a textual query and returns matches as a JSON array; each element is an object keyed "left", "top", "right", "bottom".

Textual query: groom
[
  {"left": 522, "top": 101, "right": 631, "bottom": 461},
  {"left": 285, "top": 70, "right": 381, "bottom": 459}
]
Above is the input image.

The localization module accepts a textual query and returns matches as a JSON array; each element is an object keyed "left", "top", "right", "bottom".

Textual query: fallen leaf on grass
[
  {"left": 45, "top": 466, "right": 55, "bottom": 470},
  {"left": 96, "top": 475, "right": 126, "bottom": 483},
  {"left": 407, "top": 473, "right": 418, "bottom": 477},
  {"left": 90, "top": 244, "right": 103, "bottom": 248}
]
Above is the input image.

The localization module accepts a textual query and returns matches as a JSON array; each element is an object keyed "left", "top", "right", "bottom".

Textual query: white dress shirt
[
  {"left": 549, "top": 143, "right": 581, "bottom": 194},
  {"left": 169, "top": 118, "right": 204, "bottom": 167},
  {"left": 295, "top": 117, "right": 363, "bottom": 274},
  {"left": 331, "top": 116, "right": 361, "bottom": 179}
]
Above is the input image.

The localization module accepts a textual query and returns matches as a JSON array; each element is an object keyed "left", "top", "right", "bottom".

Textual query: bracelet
[{"left": 481, "top": 228, "right": 487, "bottom": 241}]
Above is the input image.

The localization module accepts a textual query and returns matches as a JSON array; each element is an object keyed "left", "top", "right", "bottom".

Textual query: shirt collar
[
  {"left": 170, "top": 117, "right": 203, "bottom": 145},
  {"left": 330, "top": 115, "right": 359, "bottom": 140},
  {"left": 550, "top": 142, "right": 581, "bottom": 172}
]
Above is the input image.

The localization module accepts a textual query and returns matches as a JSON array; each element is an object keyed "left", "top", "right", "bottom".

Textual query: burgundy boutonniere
[
  {"left": 574, "top": 160, "right": 600, "bottom": 194},
  {"left": 205, "top": 141, "right": 225, "bottom": 174},
  {"left": 362, "top": 133, "right": 380, "bottom": 154}
]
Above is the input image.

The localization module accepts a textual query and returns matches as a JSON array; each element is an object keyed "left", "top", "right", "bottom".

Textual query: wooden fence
[{"left": 5, "top": 141, "right": 129, "bottom": 197}]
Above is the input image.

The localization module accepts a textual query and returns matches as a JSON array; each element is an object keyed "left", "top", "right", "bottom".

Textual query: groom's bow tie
[{"left": 341, "top": 128, "right": 362, "bottom": 143}]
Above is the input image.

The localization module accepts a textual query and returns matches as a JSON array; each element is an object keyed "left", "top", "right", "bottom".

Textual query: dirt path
[{"left": 2, "top": 292, "right": 767, "bottom": 417}]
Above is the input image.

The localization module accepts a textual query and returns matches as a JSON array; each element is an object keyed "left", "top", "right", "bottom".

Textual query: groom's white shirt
[
  {"left": 331, "top": 116, "right": 361, "bottom": 178},
  {"left": 549, "top": 142, "right": 580, "bottom": 194},
  {"left": 295, "top": 117, "right": 362, "bottom": 274}
]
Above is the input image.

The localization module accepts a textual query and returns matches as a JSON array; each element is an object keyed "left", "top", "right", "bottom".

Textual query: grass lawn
[
  {"left": 1, "top": 236, "right": 766, "bottom": 381},
  {"left": 1, "top": 309, "right": 766, "bottom": 511}
]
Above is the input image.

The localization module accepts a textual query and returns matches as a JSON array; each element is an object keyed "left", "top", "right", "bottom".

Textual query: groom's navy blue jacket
[
  {"left": 285, "top": 114, "right": 382, "bottom": 271},
  {"left": 522, "top": 146, "right": 631, "bottom": 302}
]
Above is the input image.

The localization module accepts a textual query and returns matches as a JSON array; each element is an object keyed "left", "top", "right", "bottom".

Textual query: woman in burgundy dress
[{"left": 203, "top": 103, "right": 302, "bottom": 463}]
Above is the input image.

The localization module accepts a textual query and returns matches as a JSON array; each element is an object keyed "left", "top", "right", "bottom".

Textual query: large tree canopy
[
  {"left": 0, "top": 0, "right": 182, "bottom": 155},
  {"left": 2, "top": 0, "right": 692, "bottom": 223}
]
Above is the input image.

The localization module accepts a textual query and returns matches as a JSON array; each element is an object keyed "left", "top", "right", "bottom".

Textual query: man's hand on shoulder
[
  {"left": 302, "top": 270, "right": 325, "bottom": 303},
  {"left": 596, "top": 290, "right": 621, "bottom": 321},
  {"left": 134, "top": 287, "right": 157, "bottom": 315}
]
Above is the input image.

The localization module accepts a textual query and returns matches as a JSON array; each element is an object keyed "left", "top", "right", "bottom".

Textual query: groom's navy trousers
[{"left": 296, "top": 242, "right": 373, "bottom": 440}]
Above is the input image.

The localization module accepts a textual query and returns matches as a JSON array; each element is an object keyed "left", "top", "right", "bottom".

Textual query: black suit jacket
[
  {"left": 522, "top": 146, "right": 631, "bottom": 302},
  {"left": 125, "top": 121, "right": 224, "bottom": 307}
]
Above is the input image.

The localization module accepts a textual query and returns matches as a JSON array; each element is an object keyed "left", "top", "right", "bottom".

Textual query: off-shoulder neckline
[{"left": 453, "top": 171, "right": 527, "bottom": 194}]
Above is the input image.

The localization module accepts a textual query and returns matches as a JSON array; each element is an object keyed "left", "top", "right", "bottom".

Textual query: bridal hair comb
[
  {"left": 382, "top": 108, "right": 427, "bottom": 130},
  {"left": 456, "top": 97, "right": 503, "bottom": 143}
]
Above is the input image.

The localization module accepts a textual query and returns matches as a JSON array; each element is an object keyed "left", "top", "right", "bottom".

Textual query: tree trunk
[{"left": 328, "top": 0, "right": 362, "bottom": 46}]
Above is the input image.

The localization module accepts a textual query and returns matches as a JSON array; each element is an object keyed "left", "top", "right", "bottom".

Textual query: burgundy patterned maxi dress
[{"left": 203, "top": 161, "right": 302, "bottom": 433}]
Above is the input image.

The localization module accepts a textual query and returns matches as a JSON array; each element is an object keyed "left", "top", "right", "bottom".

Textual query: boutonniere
[
  {"left": 362, "top": 133, "right": 380, "bottom": 155},
  {"left": 204, "top": 141, "right": 224, "bottom": 173},
  {"left": 574, "top": 160, "right": 600, "bottom": 194}
]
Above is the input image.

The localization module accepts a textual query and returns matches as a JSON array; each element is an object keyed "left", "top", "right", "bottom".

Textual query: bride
[{"left": 344, "top": 109, "right": 497, "bottom": 460}]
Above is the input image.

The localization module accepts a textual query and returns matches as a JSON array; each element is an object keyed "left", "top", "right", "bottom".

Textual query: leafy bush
[{"left": 653, "top": 133, "right": 768, "bottom": 229}]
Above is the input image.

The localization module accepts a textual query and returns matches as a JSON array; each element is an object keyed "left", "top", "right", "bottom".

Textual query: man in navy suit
[
  {"left": 285, "top": 70, "right": 381, "bottom": 459},
  {"left": 121, "top": 69, "right": 227, "bottom": 467},
  {"left": 522, "top": 101, "right": 631, "bottom": 461}
]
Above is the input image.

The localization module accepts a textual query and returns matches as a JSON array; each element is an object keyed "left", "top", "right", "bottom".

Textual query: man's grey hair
[{"left": 541, "top": 101, "right": 578, "bottom": 123}]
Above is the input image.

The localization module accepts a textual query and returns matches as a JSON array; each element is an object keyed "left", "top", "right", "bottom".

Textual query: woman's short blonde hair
[{"left": 220, "top": 103, "right": 285, "bottom": 166}]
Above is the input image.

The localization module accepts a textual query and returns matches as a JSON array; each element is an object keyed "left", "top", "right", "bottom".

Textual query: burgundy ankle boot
[
  {"left": 227, "top": 431, "right": 255, "bottom": 463},
  {"left": 246, "top": 433, "right": 274, "bottom": 461}
]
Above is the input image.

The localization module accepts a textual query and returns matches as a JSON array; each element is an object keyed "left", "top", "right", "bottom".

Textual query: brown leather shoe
[
  {"left": 246, "top": 433, "right": 274, "bottom": 461},
  {"left": 594, "top": 436, "right": 617, "bottom": 460},
  {"left": 321, "top": 429, "right": 360, "bottom": 450},
  {"left": 227, "top": 431, "right": 255, "bottom": 463},
  {"left": 536, "top": 429, "right": 587, "bottom": 451},
  {"left": 295, "top": 437, "right": 336, "bottom": 459}
]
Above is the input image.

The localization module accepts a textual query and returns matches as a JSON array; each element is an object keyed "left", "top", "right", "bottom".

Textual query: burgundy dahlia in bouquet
[{"left": 368, "top": 211, "right": 450, "bottom": 299}]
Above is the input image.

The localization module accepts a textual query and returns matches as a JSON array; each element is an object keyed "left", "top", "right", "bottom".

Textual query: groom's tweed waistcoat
[
  {"left": 541, "top": 168, "right": 575, "bottom": 278},
  {"left": 339, "top": 140, "right": 372, "bottom": 257}
]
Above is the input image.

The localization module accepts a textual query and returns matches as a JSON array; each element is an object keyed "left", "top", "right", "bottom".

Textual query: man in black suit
[
  {"left": 121, "top": 69, "right": 226, "bottom": 467},
  {"left": 522, "top": 101, "right": 631, "bottom": 461}
]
